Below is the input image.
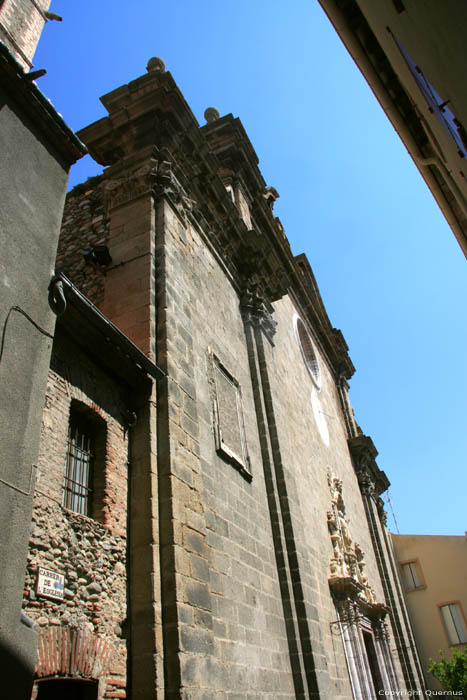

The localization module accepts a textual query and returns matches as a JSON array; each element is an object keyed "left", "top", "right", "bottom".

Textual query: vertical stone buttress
[
  {"left": 241, "top": 289, "right": 332, "bottom": 699},
  {"left": 80, "top": 62, "right": 223, "bottom": 698},
  {"left": 153, "top": 181, "right": 215, "bottom": 700},
  {"left": 77, "top": 69, "right": 167, "bottom": 698},
  {"left": 346, "top": 433, "right": 426, "bottom": 694}
]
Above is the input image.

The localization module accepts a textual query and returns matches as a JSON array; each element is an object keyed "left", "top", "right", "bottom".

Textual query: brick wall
[
  {"left": 24, "top": 329, "right": 130, "bottom": 698},
  {"left": 0, "top": 0, "right": 50, "bottom": 69}
]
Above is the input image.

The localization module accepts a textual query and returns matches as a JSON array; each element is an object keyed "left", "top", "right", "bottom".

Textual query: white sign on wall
[{"left": 37, "top": 567, "right": 65, "bottom": 600}]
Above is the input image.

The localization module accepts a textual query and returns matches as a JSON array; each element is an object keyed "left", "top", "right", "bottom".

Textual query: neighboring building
[
  {"left": 317, "top": 0, "right": 467, "bottom": 258},
  {"left": 21, "top": 58, "right": 426, "bottom": 698},
  {"left": 0, "top": 0, "right": 53, "bottom": 71},
  {"left": 25, "top": 274, "right": 162, "bottom": 700},
  {"left": 391, "top": 533, "right": 467, "bottom": 690},
  {"left": 0, "top": 8, "right": 85, "bottom": 700}
]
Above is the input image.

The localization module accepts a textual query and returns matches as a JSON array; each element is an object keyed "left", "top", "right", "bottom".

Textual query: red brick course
[{"left": 36, "top": 627, "right": 122, "bottom": 697}]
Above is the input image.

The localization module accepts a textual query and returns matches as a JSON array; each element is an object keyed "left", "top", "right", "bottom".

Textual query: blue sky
[{"left": 34, "top": 1, "right": 467, "bottom": 536}]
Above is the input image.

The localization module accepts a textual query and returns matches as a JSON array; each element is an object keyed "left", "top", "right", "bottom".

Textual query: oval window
[{"left": 295, "top": 316, "right": 321, "bottom": 390}]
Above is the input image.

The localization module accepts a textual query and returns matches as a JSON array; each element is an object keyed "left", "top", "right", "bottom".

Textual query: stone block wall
[
  {"left": 42, "top": 61, "right": 422, "bottom": 696},
  {"left": 23, "top": 330, "right": 130, "bottom": 698},
  {"left": 155, "top": 200, "right": 297, "bottom": 698},
  {"left": 157, "top": 187, "right": 406, "bottom": 697},
  {"left": 263, "top": 295, "right": 399, "bottom": 696}
]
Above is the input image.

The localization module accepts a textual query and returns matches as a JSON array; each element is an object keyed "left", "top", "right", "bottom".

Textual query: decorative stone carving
[
  {"left": 376, "top": 496, "right": 388, "bottom": 526},
  {"left": 326, "top": 473, "right": 378, "bottom": 606},
  {"left": 263, "top": 186, "right": 279, "bottom": 210},
  {"left": 146, "top": 56, "right": 166, "bottom": 73},
  {"left": 240, "top": 280, "right": 277, "bottom": 344},
  {"left": 204, "top": 107, "right": 220, "bottom": 123},
  {"left": 348, "top": 434, "right": 390, "bottom": 499},
  {"left": 105, "top": 164, "right": 154, "bottom": 209},
  {"left": 105, "top": 155, "right": 197, "bottom": 223}
]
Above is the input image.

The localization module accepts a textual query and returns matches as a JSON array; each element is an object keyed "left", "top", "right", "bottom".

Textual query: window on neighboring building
[
  {"left": 391, "top": 32, "right": 467, "bottom": 158},
  {"left": 440, "top": 603, "right": 467, "bottom": 646},
  {"left": 400, "top": 561, "right": 424, "bottom": 592},
  {"left": 62, "top": 403, "right": 106, "bottom": 517}
]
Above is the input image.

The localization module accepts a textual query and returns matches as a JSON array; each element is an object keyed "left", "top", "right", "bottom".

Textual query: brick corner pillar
[{"left": 76, "top": 61, "right": 184, "bottom": 699}]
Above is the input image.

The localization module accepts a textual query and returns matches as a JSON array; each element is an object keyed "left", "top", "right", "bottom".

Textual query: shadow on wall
[{"left": 0, "top": 634, "right": 36, "bottom": 700}]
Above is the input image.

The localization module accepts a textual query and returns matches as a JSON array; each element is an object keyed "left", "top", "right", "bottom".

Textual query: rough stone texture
[
  {"left": 56, "top": 179, "right": 108, "bottom": 307},
  {"left": 24, "top": 495, "right": 127, "bottom": 637},
  {"left": 24, "top": 495, "right": 127, "bottom": 699},
  {"left": 0, "top": 0, "right": 50, "bottom": 69},
  {"left": 263, "top": 295, "right": 388, "bottom": 696},
  {"left": 24, "top": 329, "right": 130, "bottom": 698},
  {"left": 99, "top": 191, "right": 156, "bottom": 358}
]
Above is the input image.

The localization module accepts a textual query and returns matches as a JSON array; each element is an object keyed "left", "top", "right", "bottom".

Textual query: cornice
[
  {"left": 0, "top": 41, "right": 86, "bottom": 165},
  {"left": 76, "top": 62, "right": 355, "bottom": 378},
  {"left": 348, "top": 434, "right": 390, "bottom": 496}
]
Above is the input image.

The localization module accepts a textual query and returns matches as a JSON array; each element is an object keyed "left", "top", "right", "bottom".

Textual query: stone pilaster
[{"left": 348, "top": 435, "right": 425, "bottom": 694}]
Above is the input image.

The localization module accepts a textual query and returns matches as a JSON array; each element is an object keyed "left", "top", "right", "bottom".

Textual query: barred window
[
  {"left": 62, "top": 404, "right": 106, "bottom": 518},
  {"left": 62, "top": 411, "right": 95, "bottom": 515}
]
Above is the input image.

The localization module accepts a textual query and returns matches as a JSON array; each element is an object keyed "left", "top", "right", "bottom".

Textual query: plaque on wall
[
  {"left": 37, "top": 567, "right": 65, "bottom": 600},
  {"left": 211, "top": 354, "right": 251, "bottom": 480}
]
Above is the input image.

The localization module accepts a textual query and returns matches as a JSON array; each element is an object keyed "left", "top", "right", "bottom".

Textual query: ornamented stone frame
[
  {"left": 210, "top": 352, "right": 252, "bottom": 481},
  {"left": 326, "top": 472, "right": 400, "bottom": 699},
  {"left": 326, "top": 472, "right": 378, "bottom": 605}
]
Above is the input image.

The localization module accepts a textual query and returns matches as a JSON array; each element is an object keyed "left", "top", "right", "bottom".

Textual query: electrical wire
[{"left": 0, "top": 305, "right": 54, "bottom": 363}]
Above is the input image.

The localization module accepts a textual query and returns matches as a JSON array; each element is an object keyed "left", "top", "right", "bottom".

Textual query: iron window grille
[{"left": 62, "top": 413, "right": 94, "bottom": 515}]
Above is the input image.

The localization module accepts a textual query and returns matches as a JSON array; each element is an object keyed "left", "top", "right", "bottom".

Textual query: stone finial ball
[
  {"left": 204, "top": 107, "right": 220, "bottom": 124},
  {"left": 146, "top": 57, "right": 166, "bottom": 73}
]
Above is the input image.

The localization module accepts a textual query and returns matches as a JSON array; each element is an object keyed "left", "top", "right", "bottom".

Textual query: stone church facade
[{"left": 22, "top": 60, "right": 425, "bottom": 699}]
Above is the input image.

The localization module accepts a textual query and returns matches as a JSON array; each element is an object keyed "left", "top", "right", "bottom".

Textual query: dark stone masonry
[{"left": 6, "top": 56, "right": 425, "bottom": 699}]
